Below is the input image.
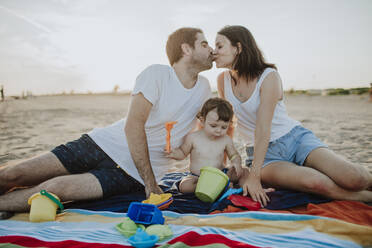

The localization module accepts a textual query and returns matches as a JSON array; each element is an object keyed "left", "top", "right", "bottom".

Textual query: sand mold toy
[
  {"left": 145, "top": 224, "right": 173, "bottom": 242},
  {"left": 27, "top": 190, "right": 64, "bottom": 222},
  {"left": 116, "top": 218, "right": 145, "bottom": 238},
  {"left": 127, "top": 202, "right": 164, "bottom": 225},
  {"left": 142, "top": 193, "right": 173, "bottom": 210},
  {"left": 128, "top": 228, "right": 158, "bottom": 248}
]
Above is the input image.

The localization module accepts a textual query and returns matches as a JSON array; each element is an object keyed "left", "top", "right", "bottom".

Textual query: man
[{"left": 0, "top": 27, "right": 213, "bottom": 216}]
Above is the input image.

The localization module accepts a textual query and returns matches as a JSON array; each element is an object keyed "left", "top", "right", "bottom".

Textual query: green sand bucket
[{"left": 195, "top": 166, "right": 229, "bottom": 203}]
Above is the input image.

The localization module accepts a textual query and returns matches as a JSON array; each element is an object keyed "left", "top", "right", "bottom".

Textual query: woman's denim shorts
[{"left": 246, "top": 125, "right": 328, "bottom": 168}]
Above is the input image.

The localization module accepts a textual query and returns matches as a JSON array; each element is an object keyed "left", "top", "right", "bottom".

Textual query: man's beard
[{"left": 191, "top": 55, "right": 213, "bottom": 71}]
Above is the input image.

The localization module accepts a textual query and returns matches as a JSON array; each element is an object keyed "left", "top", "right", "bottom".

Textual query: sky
[{"left": 0, "top": 0, "right": 371, "bottom": 96}]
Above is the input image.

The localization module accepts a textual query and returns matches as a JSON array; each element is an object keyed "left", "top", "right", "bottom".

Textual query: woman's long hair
[{"left": 218, "top": 25, "right": 276, "bottom": 83}]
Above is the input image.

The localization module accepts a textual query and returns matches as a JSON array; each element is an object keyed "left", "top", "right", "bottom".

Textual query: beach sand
[{"left": 0, "top": 94, "right": 371, "bottom": 173}]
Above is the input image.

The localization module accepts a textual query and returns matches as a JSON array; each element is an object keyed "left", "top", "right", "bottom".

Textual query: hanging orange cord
[{"left": 165, "top": 121, "right": 177, "bottom": 152}]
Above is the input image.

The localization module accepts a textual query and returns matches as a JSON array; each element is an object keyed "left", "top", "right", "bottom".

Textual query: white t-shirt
[
  {"left": 88, "top": 64, "right": 212, "bottom": 185},
  {"left": 224, "top": 68, "right": 300, "bottom": 146}
]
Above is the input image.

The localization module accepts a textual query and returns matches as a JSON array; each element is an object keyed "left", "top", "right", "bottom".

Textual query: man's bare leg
[
  {"left": 0, "top": 173, "right": 103, "bottom": 212},
  {"left": 261, "top": 161, "right": 372, "bottom": 202},
  {"left": 0, "top": 152, "right": 68, "bottom": 194}
]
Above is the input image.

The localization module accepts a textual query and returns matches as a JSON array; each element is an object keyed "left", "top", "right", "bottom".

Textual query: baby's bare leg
[{"left": 179, "top": 175, "right": 199, "bottom": 193}]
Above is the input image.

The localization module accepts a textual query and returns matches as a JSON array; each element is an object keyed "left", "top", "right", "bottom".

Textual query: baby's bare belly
[{"left": 189, "top": 158, "right": 224, "bottom": 176}]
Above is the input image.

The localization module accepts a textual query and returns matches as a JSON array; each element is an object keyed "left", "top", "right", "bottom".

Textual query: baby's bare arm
[
  {"left": 165, "top": 133, "right": 194, "bottom": 160},
  {"left": 225, "top": 137, "right": 242, "bottom": 177},
  {"left": 166, "top": 148, "right": 186, "bottom": 160}
]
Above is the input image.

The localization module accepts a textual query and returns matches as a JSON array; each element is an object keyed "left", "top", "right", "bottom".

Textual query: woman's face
[{"left": 214, "top": 34, "right": 238, "bottom": 69}]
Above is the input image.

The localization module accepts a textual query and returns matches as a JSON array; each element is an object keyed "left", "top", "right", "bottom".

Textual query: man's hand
[
  {"left": 125, "top": 93, "right": 160, "bottom": 198},
  {"left": 145, "top": 183, "right": 164, "bottom": 198}
]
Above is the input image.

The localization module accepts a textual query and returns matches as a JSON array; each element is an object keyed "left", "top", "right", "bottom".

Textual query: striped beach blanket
[{"left": 1, "top": 208, "right": 371, "bottom": 248}]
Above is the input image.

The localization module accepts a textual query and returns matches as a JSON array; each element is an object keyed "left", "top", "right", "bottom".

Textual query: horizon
[
  {"left": 8, "top": 85, "right": 370, "bottom": 98},
  {"left": 1, "top": 0, "right": 372, "bottom": 95}
]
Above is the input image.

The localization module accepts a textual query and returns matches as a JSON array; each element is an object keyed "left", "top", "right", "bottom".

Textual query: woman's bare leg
[
  {"left": 261, "top": 161, "right": 372, "bottom": 202},
  {"left": 304, "top": 147, "right": 371, "bottom": 190}
]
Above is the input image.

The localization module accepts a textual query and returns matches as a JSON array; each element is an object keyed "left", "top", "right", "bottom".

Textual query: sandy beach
[{"left": 0, "top": 93, "right": 371, "bottom": 173}]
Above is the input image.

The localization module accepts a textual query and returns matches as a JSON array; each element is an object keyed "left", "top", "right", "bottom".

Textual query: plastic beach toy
[
  {"left": 128, "top": 228, "right": 158, "bottom": 248},
  {"left": 27, "top": 190, "right": 64, "bottom": 222},
  {"left": 142, "top": 193, "right": 173, "bottom": 210},
  {"left": 146, "top": 224, "right": 173, "bottom": 241},
  {"left": 228, "top": 194, "right": 261, "bottom": 211},
  {"left": 128, "top": 202, "right": 165, "bottom": 225},
  {"left": 116, "top": 218, "right": 145, "bottom": 238},
  {"left": 165, "top": 121, "right": 177, "bottom": 153},
  {"left": 217, "top": 188, "right": 243, "bottom": 203},
  {"left": 195, "top": 166, "right": 229, "bottom": 203},
  {"left": 211, "top": 187, "right": 243, "bottom": 210}
]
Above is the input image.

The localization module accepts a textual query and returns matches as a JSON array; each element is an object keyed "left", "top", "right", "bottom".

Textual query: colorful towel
[
  {"left": 261, "top": 200, "right": 372, "bottom": 226},
  {"left": 65, "top": 172, "right": 331, "bottom": 213},
  {"left": 1, "top": 209, "right": 371, "bottom": 247}
]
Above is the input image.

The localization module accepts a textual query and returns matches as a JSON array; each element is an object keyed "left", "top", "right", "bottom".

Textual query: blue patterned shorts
[
  {"left": 246, "top": 125, "right": 328, "bottom": 168},
  {"left": 51, "top": 134, "right": 144, "bottom": 198}
]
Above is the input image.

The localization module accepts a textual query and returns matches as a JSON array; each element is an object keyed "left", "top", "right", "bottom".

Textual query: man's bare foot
[{"left": 0, "top": 211, "right": 14, "bottom": 220}]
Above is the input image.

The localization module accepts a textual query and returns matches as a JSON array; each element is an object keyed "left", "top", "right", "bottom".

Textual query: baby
[{"left": 165, "top": 97, "right": 243, "bottom": 193}]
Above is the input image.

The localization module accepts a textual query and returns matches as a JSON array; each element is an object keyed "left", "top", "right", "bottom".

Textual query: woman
[{"left": 213, "top": 25, "right": 372, "bottom": 207}]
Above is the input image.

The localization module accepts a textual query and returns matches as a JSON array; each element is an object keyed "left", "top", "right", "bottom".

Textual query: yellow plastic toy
[
  {"left": 27, "top": 190, "right": 64, "bottom": 222},
  {"left": 142, "top": 193, "right": 172, "bottom": 205},
  {"left": 142, "top": 193, "right": 173, "bottom": 210}
]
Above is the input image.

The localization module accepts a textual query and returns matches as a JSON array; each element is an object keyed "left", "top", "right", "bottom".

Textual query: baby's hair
[{"left": 197, "top": 97, "right": 234, "bottom": 122}]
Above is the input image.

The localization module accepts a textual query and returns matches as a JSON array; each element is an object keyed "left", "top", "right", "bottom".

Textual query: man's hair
[
  {"left": 218, "top": 25, "right": 276, "bottom": 82},
  {"left": 166, "top": 27, "right": 202, "bottom": 65},
  {"left": 198, "top": 97, "right": 234, "bottom": 122}
]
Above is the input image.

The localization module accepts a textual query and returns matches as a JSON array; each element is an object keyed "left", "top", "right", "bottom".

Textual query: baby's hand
[
  {"left": 225, "top": 165, "right": 239, "bottom": 183},
  {"left": 229, "top": 153, "right": 242, "bottom": 177},
  {"left": 164, "top": 148, "right": 173, "bottom": 158},
  {"left": 233, "top": 163, "right": 243, "bottom": 178},
  {"left": 164, "top": 147, "right": 186, "bottom": 160},
  {"left": 164, "top": 147, "right": 181, "bottom": 160}
]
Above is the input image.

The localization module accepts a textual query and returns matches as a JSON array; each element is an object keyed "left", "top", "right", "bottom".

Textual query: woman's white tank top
[{"left": 224, "top": 68, "right": 300, "bottom": 146}]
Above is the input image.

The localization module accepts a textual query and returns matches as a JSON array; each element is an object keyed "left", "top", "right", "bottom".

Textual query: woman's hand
[{"left": 239, "top": 167, "right": 271, "bottom": 207}]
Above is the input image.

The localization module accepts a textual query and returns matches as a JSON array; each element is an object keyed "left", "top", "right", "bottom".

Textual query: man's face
[{"left": 189, "top": 32, "right": 213, "bottom": 71}]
